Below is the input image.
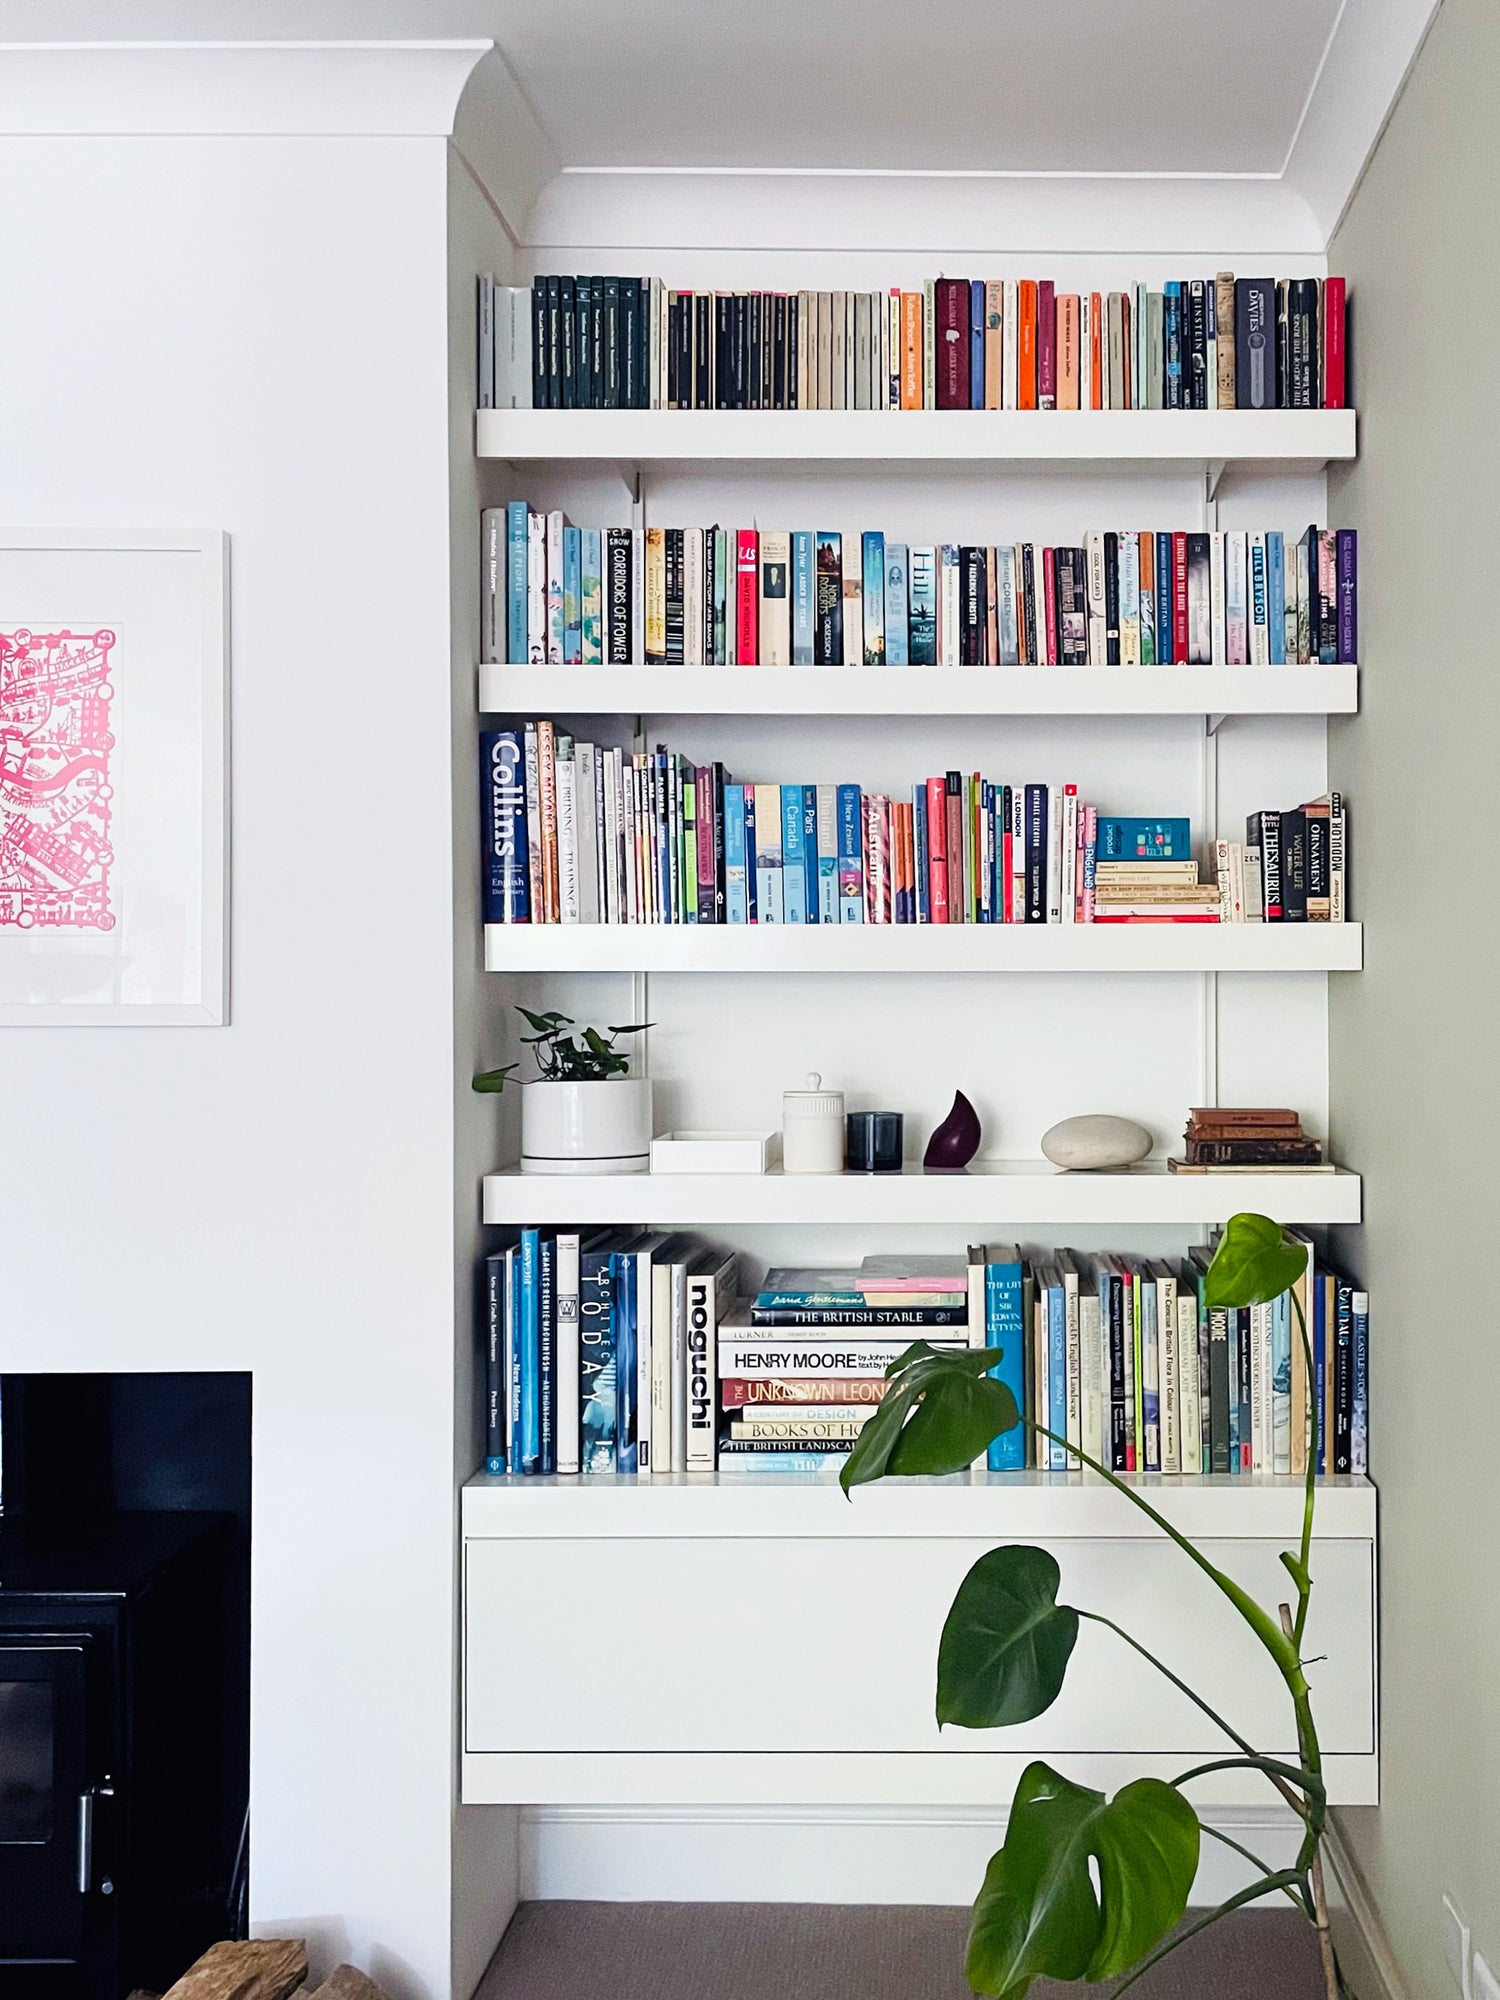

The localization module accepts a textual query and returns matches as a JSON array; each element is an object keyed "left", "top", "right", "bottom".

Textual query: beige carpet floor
[{"left": 477, "top": 1901, "right": 1324, "bottom": 1998}]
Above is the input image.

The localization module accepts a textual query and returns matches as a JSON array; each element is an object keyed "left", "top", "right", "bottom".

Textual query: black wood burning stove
[{"left": 0, "top": 1513, "right": 242, "bottom": 1998}]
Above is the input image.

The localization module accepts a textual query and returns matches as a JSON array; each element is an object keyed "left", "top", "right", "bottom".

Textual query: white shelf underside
[
  {"left": 479, "top": 663, "right": 1358, "bottom": 718},
  {"left": 482, "top": 1161, "right": 1361, "bottom": 1226},
  {"left": 485, "top": 922, "right": 1363, "bottom": 974},
  {"left": 478, "top": 407, "right": 1357, "bottom": 467}
]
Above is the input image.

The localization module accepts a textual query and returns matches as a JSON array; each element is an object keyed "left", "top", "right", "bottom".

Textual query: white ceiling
[{"left": 0, "top": 0, "right": 1350, "bottom": 173}]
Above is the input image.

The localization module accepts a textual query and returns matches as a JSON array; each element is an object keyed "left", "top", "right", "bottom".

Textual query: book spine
[
  {"left": 1337, "top": 529, "right": 1358, "bottom": 663},
  {"left": 736, "top": 528, "right": 759, "bottom": 664},
  {"left": 686, "top": 1273, "right": 718, "bottom": 1471},
  {"left": 837, "top": 784, "right": 865, "bottom": 922},
  {"left": 481, "top": 729, "right": 530, "bottom": 924},
  {"left": 484, "top": 1253, "right": 506, "bottom": 1473},
  {"left": 1323, "top": 277, "right": 1347, "bottom": 408},
  {"left": 815, "top": 531, "right": 843, "bottom": 664},
  {"left": 791, "top": 530, "right": 815, "bottom": 666},
  {"left": 1037, "top": 279, "right": 1056, "bottom": 410}
]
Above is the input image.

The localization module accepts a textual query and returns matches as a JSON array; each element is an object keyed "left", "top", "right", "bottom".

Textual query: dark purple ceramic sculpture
[{"left": 923, "top": 1089, "right": 982, "bottom": 1172}]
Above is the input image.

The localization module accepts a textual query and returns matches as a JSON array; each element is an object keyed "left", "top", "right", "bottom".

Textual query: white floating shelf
[
  {"left": 463, "top": 1469, "right": 1377, "bottom": 1542},
  {"left": 477, "top": 407, "right": 1357, "bottom": 467},
  {"left": 479, "top": 663, "right": 1358, "bottom": 719},
  {"left": 485, "top": 922, "right": 1363, "bottom": 974},
  {"left": 482, "top": 1161, "right": 1360, "bottom": 1228}
]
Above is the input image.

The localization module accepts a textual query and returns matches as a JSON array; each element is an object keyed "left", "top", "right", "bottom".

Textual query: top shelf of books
[{"left": 476, "top": 408, "right": 1357, "bottom": 469}]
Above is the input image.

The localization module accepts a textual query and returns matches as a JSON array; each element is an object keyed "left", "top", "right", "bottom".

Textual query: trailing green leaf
[
  {"left": 937, "top": 1548, "right": 1079, "bottom": 1728},
  {"left": 840, "top": 1348, "right": 1020, "bottom": 1493},
  {"left": 471, "top": 1064, "right": 520, "bottom": 1093},
  {"left": 1204, "top": 1212, "right": 1306, "bottom": 1310},
  {"left": 965, "top": 1763, "right": 1200, "bottom": 1999}
]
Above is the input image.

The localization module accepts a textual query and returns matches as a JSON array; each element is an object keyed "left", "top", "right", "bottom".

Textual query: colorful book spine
[
  {"left": 791, "top": 530, "right": 815, "bottom": 666},
  {"left": 985, "top": 1251, "right": 1027, "bottom": 1472},
  {"left": 481, "top": 729, "right": 530, "bottom": 924},
  {"left": 781, "top": 785, "right": 808, "bottom": 924}
]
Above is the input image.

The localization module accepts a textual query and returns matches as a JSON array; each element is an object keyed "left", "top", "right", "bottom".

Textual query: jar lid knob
[{"left": 806, "top": 1071, "right": 821, "bottom": 1089}]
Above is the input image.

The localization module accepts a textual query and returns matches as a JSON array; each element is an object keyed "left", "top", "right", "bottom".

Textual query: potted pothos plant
[
  {"left": 840, "top": 1212, "right": 1352, "bottom": 2000},
  {"left": 474, "top": 1007, "right": 652, "bottom": 1175}
]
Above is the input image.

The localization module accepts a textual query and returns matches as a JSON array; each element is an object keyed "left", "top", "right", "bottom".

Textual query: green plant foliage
[
  {"left": 1204, "top": 1211, "right": 1307, "bottom": 1310},
  {"left": 937, "top": 1548, "right": 1079, "bottom": 1728},
  {"left": 473, "top": 1009, "right": 652, "bottom": 1090},
  {"left": 839, "top": 1345, "right": 1017, "bottom": 1492},
  {"left": 964, "top": 1764, "right": 1200, "bottom": 1999}
]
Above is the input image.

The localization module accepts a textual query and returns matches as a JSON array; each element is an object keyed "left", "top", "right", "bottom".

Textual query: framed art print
[{"left": 0, "top": 527, "right": 228, "bottom": 1023}]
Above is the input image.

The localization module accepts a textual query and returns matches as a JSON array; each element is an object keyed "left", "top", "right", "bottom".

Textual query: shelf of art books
[
  {"left": 484, "top": 922, "right": 1364, "bottom": 975},
  {"left": 478, "top": 664, "right": 1359, "bottom": 719},
  {"left": 481, "top": 1162, "right": 1362, "bottom": 1228},
  {"left": 477, "top": 408, "right": 1357, "bottom": 468},
  {"left": 462, "top": 1468, "right": 1377, "bottom": 1540}
]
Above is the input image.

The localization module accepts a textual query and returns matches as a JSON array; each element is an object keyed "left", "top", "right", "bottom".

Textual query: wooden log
[
  {"left": 160, "top": 1939, "right": 309, "bottom": 2000},
  {"left": 308, "top": 1969, "right": 392, "bottom": 2000}
]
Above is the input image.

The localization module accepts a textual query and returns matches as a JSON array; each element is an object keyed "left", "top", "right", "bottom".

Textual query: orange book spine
[
  {"left": 1089, "top": 292, "right": 1104, "bottom": 409},
  {"left": 1058, "top": 295, "right": 1080, "bottom": 410},
  {"left": 1017, "top": 280, "right": 1038, "bottom": 410},
  {"left": 900, "top": 293, "right": 923, "bottom": 409}
]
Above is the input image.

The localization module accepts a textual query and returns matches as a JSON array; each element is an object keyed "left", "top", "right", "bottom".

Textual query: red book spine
[
  {"left": 735, "top": 529, "right": 759, "bottom": 664},
  {"left": 1323, "top": 277, "right": 1347, "bottom": 408},
  {"left": 926, "top": 776, "right": 949, "bottom": 922},
  {"left": 1171, "top": 532, "right": 1190, "bottom": 662},
  {"left": 1037, "top": 280, "right": 1056, "bottom": 409},
  {"left": 1043, "top": 546, "right": 1058, "bottom": 665},
  {"left": 934, "top": 278, "right": 969, "bottom": 410},
  {"left": 1089, "top": 292, "right": 1103, "bottom": 409}
]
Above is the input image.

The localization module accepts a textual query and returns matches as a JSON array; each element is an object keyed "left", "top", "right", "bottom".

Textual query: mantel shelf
[
  {"left": 477, "top": 407, "right": 1356, "bottom": 468},
  {"left": 479, "top": 663, "right": 1358, "bottom": 719},
  {"left": 484, "top": 922, "right": 1363, "bottom": 974},
  {"left": 481, "top": 1161, "right": 1361, "bottom": 1228}
]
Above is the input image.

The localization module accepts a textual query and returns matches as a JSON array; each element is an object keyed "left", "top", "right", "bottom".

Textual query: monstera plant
[{"left": 841, "top": 1213, "right": 1349, "bottom": 2000}]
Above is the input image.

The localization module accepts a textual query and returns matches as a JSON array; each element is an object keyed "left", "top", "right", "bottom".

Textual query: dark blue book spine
[
  {"left": 612, "top": 1251, "right": 639, "bottom": 1473},
  {"left": 1337, "top": 530, "right": 1357, "bottom": 663},
  {"left": 1162, "top": 284, "right": 1183, "bottom": 410},
  {"left": 537, "top": 1233, "right": 556, "bottom": 1476},
  {"left": 1237, "top": 1307, "right": 1252, "bottom": 1472},
  {"left": 520, "top": 1228, "right": 541, "bottom": 1474},
  {"left": 485, "top": 1252, "right": 506, "bottom": 1474},
  {"left": 743, "top": 786, "right": 758, "bottom": 922},
  {"left": 579, "top": 1244, "right": 616, "bottom": 1473},
  {"left": 530, "top": 278, "right": 548, "bottom": 408},
  {"left": 1155, "top": 530, "right": 1174, "bottom": 662},
  {"left": 803, "top": 787, "right": 819, "bottom": 925},
  {"left": 1235, "top": 278, "right": 1277, "bottom": 408},
  {"left": 481, "top": 730, "right": 530, "bottom": 924},
  {"left": 1351, "top": 1291, "right": 1369, "bottom": 1474},
  {"left": 969, "top": 280, "right": 985, "bottom": 410},
  {"left": 1313, "top": 1269, "right": 1327, "bottom": 1476},
  {"left": 913, "top": 784, "right": 930, "bottom": 924},
  {"left": 1333, "top": 1280, "right": 1354, "bottom": 1474}
]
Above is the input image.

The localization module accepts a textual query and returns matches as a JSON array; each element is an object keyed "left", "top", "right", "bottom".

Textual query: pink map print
[{"left": 0, "top": 627, "right": 116, "bottom": 930}]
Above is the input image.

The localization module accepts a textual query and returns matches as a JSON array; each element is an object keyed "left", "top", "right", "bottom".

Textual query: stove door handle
[{"left": 77, "top": 1784, "right": 114, "bottom": 1895}]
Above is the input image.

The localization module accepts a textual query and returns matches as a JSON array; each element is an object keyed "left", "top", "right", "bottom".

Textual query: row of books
[
  {"left": 484, "top": 1231, "right": 738, "bottom": 1475},
  {"left": 478, "top": 274, "right": 1348, "bottom": 414},
  {"left": 484, "top": 726, "right": 1235, "bottom": 926},
  {"left": 482, "top": 1239, "right": 1369, "bottom": 1479},
  {"left": 1169, "top": 1107, "right": 1325, "bottom": 1172},
  {"left": 1216, "top": 807, "right": 1348, "bottom": 923},
  {"left": 482, "top": 509, "right": 1358, "bottom": 668}
]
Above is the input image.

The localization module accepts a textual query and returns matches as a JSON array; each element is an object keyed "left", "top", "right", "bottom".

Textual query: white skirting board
[
  {"left": 519, "top": 1802, "right": 1306, "bottom": 1908},
  {"left": 1324, "top": 1819, "right": 1409, "bottom": 2000}
]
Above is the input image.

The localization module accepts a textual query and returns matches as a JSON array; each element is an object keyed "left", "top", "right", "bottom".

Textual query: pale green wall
[{"left": 1328, "top": 0, "right": 1500, "bottom": 1990}]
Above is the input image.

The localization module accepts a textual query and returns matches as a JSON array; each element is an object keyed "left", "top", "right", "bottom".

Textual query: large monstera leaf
[
  {"left": 965, "top": 1763, "right": 1201, "bottom": 1999},
  {"left": 840, "top": 1343, "right": 1020, "bottom": 1493},
  {"left": 937, "top": 1547, "right": 1079, "bottom": 1728}
]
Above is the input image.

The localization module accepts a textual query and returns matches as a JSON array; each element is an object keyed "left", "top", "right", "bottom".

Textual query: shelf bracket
[
  {"left": 1205, "top": 458, "right": 1228, "bottom": 502},
  {"left": 1205, "top": 712, "right": 1228, "bottom": 737},
  {"left": 614, "top": 461, "right": 641, "bottom": 503}
]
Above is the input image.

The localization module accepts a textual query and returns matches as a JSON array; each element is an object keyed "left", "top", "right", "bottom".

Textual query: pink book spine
[
  {"left": 1083, "top": 805, "right": 1097, "bottom": 924},
  {"left": 1037, "top": 280, "right": 1057, "bottom": 409}
]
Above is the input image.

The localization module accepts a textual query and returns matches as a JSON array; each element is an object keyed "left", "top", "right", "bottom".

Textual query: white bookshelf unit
[{"left": 464, "top": 354, "right": 1376, "bottom": 1853}]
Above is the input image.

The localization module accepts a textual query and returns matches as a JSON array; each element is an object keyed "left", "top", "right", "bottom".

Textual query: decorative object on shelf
[
  {"left": 1041, "top": 1113, "right": 1152, "bottom": 1171},
  {"left": 845, "top": 1110, "right": 904, "bottom": 1174},
  {"left": 474, "top": 1007, "right": 653, "bottom": 1176},
  {"left": 649, "top": 1131, "right": 775, "bottom": 1175},
  {"left": 923, "top": 1090, "right": 982, "bottom": 1172},
  {"left": 780, "top": 1071, "right": 846, "bottom": 1175},
  {"left": 0, "top": 528, "right": 229, "bottom": 1025},
  {"left": 841, "top": 1213, "right": 1349, "bottom": 2000}
]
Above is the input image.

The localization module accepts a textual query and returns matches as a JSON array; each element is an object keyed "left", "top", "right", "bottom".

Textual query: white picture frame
[{"left": 0, "top": 527, "right": 228, "bottom": 1024}]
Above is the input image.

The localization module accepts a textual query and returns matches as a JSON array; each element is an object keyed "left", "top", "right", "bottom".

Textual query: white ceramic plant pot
[{"left": 519, "top": 1077, "right": 653, "bottom": 1175}]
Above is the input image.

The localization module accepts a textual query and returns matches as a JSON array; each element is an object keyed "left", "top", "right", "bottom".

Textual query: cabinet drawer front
[{"left": 465, "top": 1534, "right": 1373, "bottom": 1756}]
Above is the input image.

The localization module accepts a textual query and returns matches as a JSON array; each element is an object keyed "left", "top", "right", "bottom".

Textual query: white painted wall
[{"left": 0, "top": 119, "right": 470, "bottom": 1998}]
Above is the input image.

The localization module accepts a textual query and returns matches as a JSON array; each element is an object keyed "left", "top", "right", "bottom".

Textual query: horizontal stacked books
[
  {"left": 970, "top": 1241, "right": 1367, "bottom": 1480},
  {"left": 1092, "top": 859, "right": 1222, "bottom": 925},
  {"left": 720, "top": 1257, "right": 969, "bottom": 1470},
  {"left": 1216, "top": 795, "right": 1348, "bottom": 922},
  {"left": 478, "top": 273, "right": 1348, "bottom": 413},
  {"left": 482, "top": 726, "right": 1217, "bottom": 927},
  {"left": 481, "top": 508, "right": 1357, "bottom": 668},
  {"left": 483, "top": 1229, "right": 736, "bottom": 1476},
  {"left": 1169, "top": 1108, "right": 1327, "bottom": 1173}
]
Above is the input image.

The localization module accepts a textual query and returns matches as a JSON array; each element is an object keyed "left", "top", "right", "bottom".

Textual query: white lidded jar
[{"left": 781, "top": 1071, "right": 846, "bottom": 1175}]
